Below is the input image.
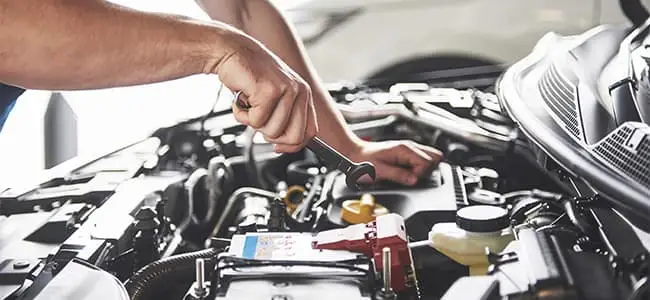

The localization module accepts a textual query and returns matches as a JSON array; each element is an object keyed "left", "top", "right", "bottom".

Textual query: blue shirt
[{"left": 0, "top": 83, "right": 25, "bottom": 132}]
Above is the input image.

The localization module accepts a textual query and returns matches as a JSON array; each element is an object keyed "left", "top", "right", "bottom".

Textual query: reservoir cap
[{"left": 456, "top": 205, "right": 509, "bottom": 233}]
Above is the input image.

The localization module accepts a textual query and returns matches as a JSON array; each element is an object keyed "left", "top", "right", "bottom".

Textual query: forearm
[
  {"left": 0, "top": 0, "right": 236, "bottom": 90},
  {"left": 198, "top": 0, "right": 362, "bottom": 154}
]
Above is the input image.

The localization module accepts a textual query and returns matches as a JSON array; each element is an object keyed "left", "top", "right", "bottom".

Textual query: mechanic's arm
[
  {"left": 0, "top": 0, "right": 317, "bottom": 151},
  {"left": 197, "top": 0, "right": 442, "bottom": 185}
]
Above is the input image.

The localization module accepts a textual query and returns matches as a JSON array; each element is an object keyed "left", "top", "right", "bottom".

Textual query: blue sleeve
[{"left": 0, "top": 83, "right": 25, "bottom": 132}]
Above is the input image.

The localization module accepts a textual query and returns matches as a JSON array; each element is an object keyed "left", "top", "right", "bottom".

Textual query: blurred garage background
[{"left": 0, "top": 0, "right": 645, "bottom": 187}]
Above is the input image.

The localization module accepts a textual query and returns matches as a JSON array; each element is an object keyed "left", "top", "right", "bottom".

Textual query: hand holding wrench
[{"left": 233, "top": 91, "right": 376, "bottom": 189}]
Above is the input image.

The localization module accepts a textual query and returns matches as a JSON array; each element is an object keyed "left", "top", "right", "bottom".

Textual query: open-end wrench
[
  {"left": 306, "top": 137, "right": 375, "bottom": 189},
  {"left": 233, "top": 91, "right": 376, "bottom": 189}
]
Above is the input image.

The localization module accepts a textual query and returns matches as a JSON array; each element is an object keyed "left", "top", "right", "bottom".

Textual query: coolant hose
[{"left": 125, "top": 248, "right": 219, "bottom": 300}]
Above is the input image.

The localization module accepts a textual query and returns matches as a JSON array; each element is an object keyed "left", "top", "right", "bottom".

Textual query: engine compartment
[{"left": 1, "top": 23, "right": 649, "bottom": 300}]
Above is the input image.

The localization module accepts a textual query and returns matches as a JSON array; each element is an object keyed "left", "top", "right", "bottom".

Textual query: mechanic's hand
[
  {"left": 215, "top": 32, "right": 318, "bottom": 153},
  {"left": 348, "top": 140, "right": 443, "bottom": 186}
]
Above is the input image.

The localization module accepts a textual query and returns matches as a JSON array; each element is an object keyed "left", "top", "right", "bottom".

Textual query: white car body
[{"left": 275, "top": 0, "right": 650, "bottom": 81}]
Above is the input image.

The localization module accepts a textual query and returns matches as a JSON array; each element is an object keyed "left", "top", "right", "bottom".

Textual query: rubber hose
[
  {"left": 125, "top": 248, "right": 219, "bottom": 300},
  {"left": 205, "top": 157, "right": 233, "bottom": 226},
  {"left": 243, "top": 128, "right": 262, "bottom": 188},
  {"left": 562, "top": 200, "right": 592, "bottom": 234}
]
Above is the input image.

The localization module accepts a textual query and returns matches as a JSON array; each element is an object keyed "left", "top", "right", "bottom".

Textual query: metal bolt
[
  {"left": 273, "top": 281, "right": 290, "bottom": 287},
  {"left": 13, "top": 261, "right": 29, "bottom": 269},
  {"left": 192, "top": 258, "right": 209, "bottom": 298},
  {"left": 196, "top": 258, "right": 205, "bottom": 291},
  {"left": 382, "top": 247, "right": 392, "bottom": 293}
]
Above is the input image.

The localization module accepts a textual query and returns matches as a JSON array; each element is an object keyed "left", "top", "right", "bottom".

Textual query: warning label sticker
[{"left": 241, "top": 234, "right": 299, "bottom": 260}]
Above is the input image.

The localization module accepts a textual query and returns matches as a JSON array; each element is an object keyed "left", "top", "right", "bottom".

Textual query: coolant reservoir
[{"left": 429, "top": 205, "right": 514, "bottom": 275}]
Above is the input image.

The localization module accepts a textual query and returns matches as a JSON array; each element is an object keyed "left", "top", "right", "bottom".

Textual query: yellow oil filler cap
[
  {"left": 282, "top": 185, "right": 306, "bottom": 213},
  {"left": 341, "top": 194, "right": 389, "bottom": 224}
]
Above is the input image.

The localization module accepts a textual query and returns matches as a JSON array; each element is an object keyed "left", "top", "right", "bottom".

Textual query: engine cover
[{"left": 328, "top": 163, "right": 463, "bottom": 240}]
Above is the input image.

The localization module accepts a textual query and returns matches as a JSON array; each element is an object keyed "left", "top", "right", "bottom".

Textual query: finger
[
  {"left": 264, "top": 82, "right": 307, "bottom": 145},
  {"left": 274, "top": 143, "right": 303, "bottom": 153},
  {"left": 406, "top": 145, "right": 437, "bottom": 175},
  {"left": 387, "top": 142, "right": 433, "bottom": 173},
  {"left": 232, "top": 101, "right": 250, "bottom": 126},
  {"left": 372, "top": 162, "right": 419, "bottom": 186},
  {"left": 415, "top": 144, "right": 444, "bottom": 163},
  {"left": 269, "top": 90, "right": 315, "bottom": 153},
  {"left": 246, "top": 81, "right": 285, "bottom": 129},
  {"left": 258, "top": 84, "right": 297, "bottom": 139},
  {"left": 304, "top": 92, "right": 318, "bottom": 140}
]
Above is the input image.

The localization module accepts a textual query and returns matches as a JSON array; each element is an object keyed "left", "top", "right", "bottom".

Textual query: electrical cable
[
  {"left": 200, "top": 82, "right": 225, "bottom": 137},
  {"left": 125, "top": 248, "right": 220, "bottom": 300},
  {"left": 295, "top": 175, "right": 324, "bottom": 223},
  {"left": 242, "top": 127, "right": 265, "bottom": 188}
]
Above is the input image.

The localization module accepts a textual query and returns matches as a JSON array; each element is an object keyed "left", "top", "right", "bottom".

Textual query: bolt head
[{"left": 13, "top": 261, "right": 30, "bottom": 269}]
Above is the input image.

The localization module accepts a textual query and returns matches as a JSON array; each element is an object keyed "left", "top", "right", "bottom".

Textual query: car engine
[{"left": 1, "top": 2, "right": 650, "bottom": 300}]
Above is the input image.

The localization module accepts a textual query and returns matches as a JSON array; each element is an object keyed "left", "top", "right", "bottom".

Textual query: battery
[{"left": 214, "top": 233, "right": 374, "bottom": 300}]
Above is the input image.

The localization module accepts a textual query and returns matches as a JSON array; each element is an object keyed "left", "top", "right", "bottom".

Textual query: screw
[
  {"left": 13, "top": 261, "right": 29, "bottom": 269},
  {"left": 273, "top": 281, "right": 290, "bottom": 287},
  {"left": 193, "top": 258, "right": 209, "bottom": 298},
  {"left": 382, "top": 247, "right": 392, "bottom": 294},
  {"left": 196, "top": 258, "right": 205, "bottom": 291}
]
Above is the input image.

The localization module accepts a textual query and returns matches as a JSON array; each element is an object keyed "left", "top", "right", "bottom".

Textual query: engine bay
[{"left": 1, "top": 14, "right": 650, "bottom": 300}]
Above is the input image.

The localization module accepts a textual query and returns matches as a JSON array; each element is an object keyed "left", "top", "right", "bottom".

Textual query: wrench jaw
[{"left": 345, "top": 162, "right": 376, "bottom": 190}]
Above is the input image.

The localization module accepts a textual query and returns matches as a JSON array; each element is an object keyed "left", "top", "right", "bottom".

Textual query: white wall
[{"left": 0, "top": 0, "right": 225, "bottom": 187}]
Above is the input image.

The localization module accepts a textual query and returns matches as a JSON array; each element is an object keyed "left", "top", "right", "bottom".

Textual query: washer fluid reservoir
[{"left": 429, "top": 205, "right": 514, "bottom": 275}]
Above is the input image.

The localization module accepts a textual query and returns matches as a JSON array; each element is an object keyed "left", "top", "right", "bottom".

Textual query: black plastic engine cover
[{"left": 328, "top": 163, "right": 462, "bottom": 240}]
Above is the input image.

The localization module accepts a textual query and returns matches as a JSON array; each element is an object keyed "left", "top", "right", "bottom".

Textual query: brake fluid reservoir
[{"left": 429, "top": 205, "right": 514, "bottom": 276}]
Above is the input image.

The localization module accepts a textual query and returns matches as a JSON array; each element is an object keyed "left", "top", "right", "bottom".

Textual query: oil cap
[{"left": 456, "top": 205, "right": 509, "bottom": 233}]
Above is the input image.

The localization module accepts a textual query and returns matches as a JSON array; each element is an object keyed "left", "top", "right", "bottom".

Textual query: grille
[
  {"left": 592, "top": 124, "right": 650, "bottom": 187},
  {"left": 538, "top": 63, "right": 583, "bottom": 141}
]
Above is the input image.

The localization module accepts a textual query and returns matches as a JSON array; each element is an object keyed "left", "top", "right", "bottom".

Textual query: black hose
[
  {"left": 296, "top": 175, "right": 324, "bottom": 223},
  {"left": 125, "top": 248, "right": 220, "bottom": 300},
  {"left": 243, "top": 128, "right": 263, "bottom": 188},
  {"left": 620, "top": 0, "right": 650, "bottom": 27},
  {"left": 562, "top": 200, "right": 592, "bottom": 234}
]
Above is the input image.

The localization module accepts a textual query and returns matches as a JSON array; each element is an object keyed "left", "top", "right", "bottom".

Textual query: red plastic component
[{"left": 313, "top": 214, "right": 416, "bottom": 292}]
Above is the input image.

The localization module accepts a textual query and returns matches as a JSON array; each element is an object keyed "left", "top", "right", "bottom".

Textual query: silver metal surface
[
  {"left": 336, "top": 103, "right": 511, "bottom": 151},
  {"left": 382, "top": 247, "right": 392, "bottom": 293},
  {"left": 196, "top": 258, "right": 205, "bottom": 291}
]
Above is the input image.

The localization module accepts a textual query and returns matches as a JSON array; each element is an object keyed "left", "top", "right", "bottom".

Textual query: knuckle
[
  {"left": 289, "top": 80, "right": 300, "bottom": 94},
  {"left": 269, "top": 85, "right": 284, "bottom": 99},
  {"left": 266, "top": 132, "right": 282, "bottom": 140},
  {"left": 287, "top": 134, "right": 303, "bottom": 146},
  {"left": 298, "top": 82, "right": 311, "bottom": 98},
  {"left": 262, "top": 127, "right": 282, "bottom": 139},
  {"left": 259, "top": 81, "right": 281, "bottom": 99}
]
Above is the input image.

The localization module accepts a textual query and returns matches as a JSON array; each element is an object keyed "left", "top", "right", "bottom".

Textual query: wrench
[
  {"left": 306, "top": 137, "right": 376, "bottom": 189},
  {"left": 233, "top": 91, "right": 376, "bottom": 189}
]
